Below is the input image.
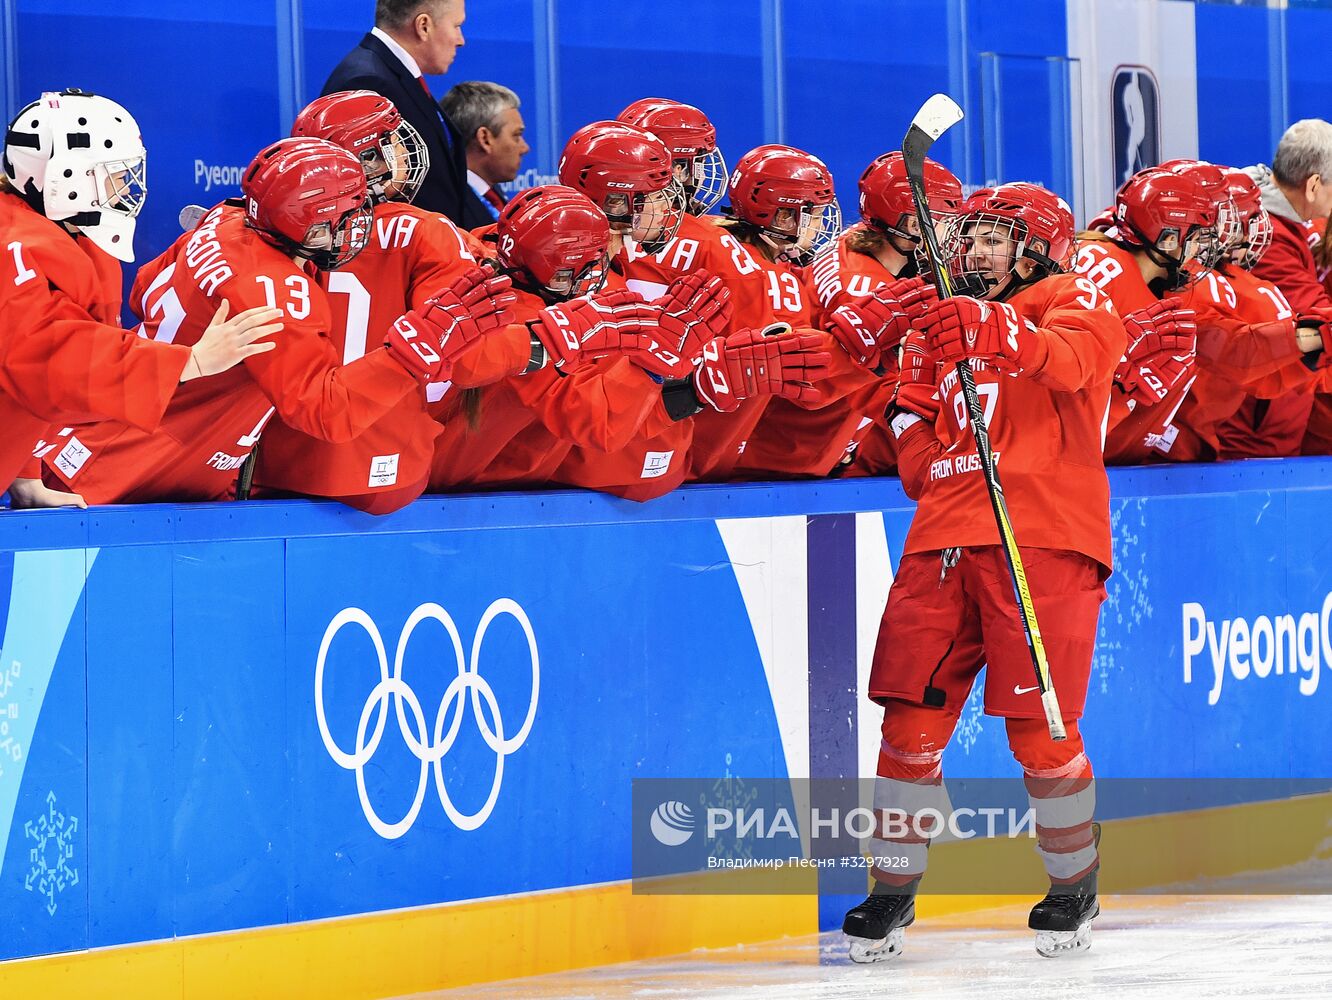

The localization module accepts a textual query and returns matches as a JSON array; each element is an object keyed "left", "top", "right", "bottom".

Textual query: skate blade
[
  {"left": 1034, "top": 919, "right": 1092, "bottom": 958},
  {"left": 847, "top": 926, "right": 905, "bottom": 964}
]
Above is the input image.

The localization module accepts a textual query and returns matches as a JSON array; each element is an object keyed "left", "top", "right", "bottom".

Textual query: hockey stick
[
  {"left": 179, "top": 204, "right": 207, "bottom": 231},
  {"left": 901, "top": 94, "right": 1066, "bottom": 741}
]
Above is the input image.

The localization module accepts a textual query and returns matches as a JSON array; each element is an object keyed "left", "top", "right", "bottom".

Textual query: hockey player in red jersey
[
  {"left": 615, "top": 98, "right": 731, "bottom": 303},
  {"left": 842, "top": 183, "right": 1125, "bottom": 961},
  {"left": 1072, "top": 168, "right": 1211, "bottom": 462},
  {"left": 430, "top": 183, "right": 808, "bottom": 497},
  {"left": 742, "top": 151, "right": 963, "bottom": 479},
  {"left": 1, "top": 89, "right": 280, "bottom": 506},
  {"left": 249, "top": 90, "right": 516, "bottom": 513},
  {"left": 1142, "top": 161, "right": 1327, "bottom": 459},
  {"left": 552, "top": 124, "right": 829, "bottom": 499},
  {"left": 43, "top": 137, "right": 513, "bottom": 504},
  {"left": 683, "top": 143, "right": 844, "bottom": 481},
  {"left": 618, "top": 98, "right": 728, "bottom": 218},
  {"left": 1213, "top": 167, "right": 1332, "bottom": 457}
]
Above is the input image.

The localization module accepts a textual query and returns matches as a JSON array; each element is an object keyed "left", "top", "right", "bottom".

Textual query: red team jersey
[
  {"left": 735, "top": 228, "right": 894, "bottom": 479},
  {"left": 0, "top": 190, "right": 191, "bottom": 487},
  {"left": 42, "top": 203, "right": 419, "bottom": 503},
  {"left": 252, "top": 201, "right": 478, "bottom": 511},
  {"left": 620, "top": 215, "right": 818, "bottom": 483},
  {"left": 894, "top": 273, "right": 1125, "bottom": 569},
  {"left": 428, "top": 281, "right": 666, "bottom": 494},
  {"left": 1070, "top": 237, "right": 1176, "bottom": 463},
  {"left": 1181, "top": 265, "right": 1311, "bottom": 459}
]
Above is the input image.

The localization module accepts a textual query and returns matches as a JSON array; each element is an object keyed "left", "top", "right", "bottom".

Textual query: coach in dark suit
[
  {"left": 441, "top": 81, "right": 531, "bottom": 231},
  {"left": 321, "top": 0, "right": 470, "bottom": 223}
]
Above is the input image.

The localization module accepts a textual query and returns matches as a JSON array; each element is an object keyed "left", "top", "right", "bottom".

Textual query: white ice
[{"left": 410, "top": 894, "right": 1332, "bottom": 1000}]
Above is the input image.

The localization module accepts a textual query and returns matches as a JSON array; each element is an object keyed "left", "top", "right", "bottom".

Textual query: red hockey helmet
[
  {"left": 858, "top": 151, "right": 963, "bottom": 246},
  {"left": 727, "top": 144, "right": 841, "bottom": 265},
  {"left": 497, "top": 184, "right": 611, "bottom": 300},
  {"left": 945, "top": 182, "right": 1075, "bottom": 299},
  {"left": 1160, "top": 159, "right": 1239, "bottom": 264},
  {"left": 1114, "top": 168, "right": 1216, "bottom": 275},
  {"left": 558, "top": 121, "right": 684, "bottom": 252},
  {"left": 1220, "top": 167, "right": 1273, "bottom": 270},
  {"left": 241, "top": 137, "right": 371, "bottom": 270},
  {"left": 292, "top": 90, "right": 429, "bottom": 205},
  {"left": 618, "top": 98, "right": 727, "bottom": 215}
]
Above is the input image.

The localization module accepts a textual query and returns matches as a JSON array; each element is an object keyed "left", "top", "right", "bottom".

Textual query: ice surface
[{"left": 410, "top": 895, "right": 1332, "bottom": 1000}]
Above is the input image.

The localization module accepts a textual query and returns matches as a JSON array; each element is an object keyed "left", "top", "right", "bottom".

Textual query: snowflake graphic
[
  {"left": 25, "top": 791, "right": 80, "bottom": 916},
  {"left": 1093, "top": 499, "right": 1154, "bottom": 695},
  {"left": 0, "top": 659, "right": 21, "bottom": 780},
  {"left": 702, "top": 753, "right": 760, "bottom": 861},
  {"left": 955, "top": 673, "right": 987, "bottom": 755}
]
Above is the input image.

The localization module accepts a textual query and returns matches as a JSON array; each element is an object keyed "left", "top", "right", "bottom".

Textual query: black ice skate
[
  {"left": 842, "top": 878, "right": 920, "bottom": 963},
  {"left": 1028, "top": 866, "right": 1099, "bottom": 957}
]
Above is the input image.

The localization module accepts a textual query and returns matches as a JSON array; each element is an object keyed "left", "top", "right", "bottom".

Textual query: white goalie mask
[{"left": 4, "top": 89, "right": 148, "bottom": 262}]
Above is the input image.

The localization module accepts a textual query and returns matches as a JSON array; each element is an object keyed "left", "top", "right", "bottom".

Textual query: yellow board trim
[{"left": 4, "top": 792, "right": 1329, "bottom": 998}]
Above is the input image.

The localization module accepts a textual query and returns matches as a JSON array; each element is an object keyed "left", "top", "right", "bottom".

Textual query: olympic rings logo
[{"left": 314, "top": 600, "right": 539, "bottom": 840}]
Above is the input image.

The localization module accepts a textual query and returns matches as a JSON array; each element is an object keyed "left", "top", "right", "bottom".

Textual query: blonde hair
[{"left": 845, "top": 224, "right": 889, "bottom": 256}]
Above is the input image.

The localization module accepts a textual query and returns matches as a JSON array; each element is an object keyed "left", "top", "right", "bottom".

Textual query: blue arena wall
[
  {"left": 1, "top": 460, "right": 1332, "bottom": 973},
  {"left": 4, "top": 0, "right": 1331, "bottom": 278}
]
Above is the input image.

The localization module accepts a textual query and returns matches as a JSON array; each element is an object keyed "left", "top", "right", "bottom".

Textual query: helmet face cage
[
  {"left": 547, "top": 253, "right": 611, "bottom": 300},
  {"left": 911, "top": 212, "right": 955, "bottom": 275},
  {"left": 1194, "top": 198, "right": 1240, "bottom": 270},
  {"left": 607, "top": 179, "right": 686, "bottom": 253},
  {"left": 679, "top": 146, "right": 727, "bottom": 214},
  {"left": 765, "top": 199, "right": 842, "bottom": 266},
  {"left": 1232, "top": 208, "right": 1273, "bottom": 270},
  {"left": 945, "top": 211, "right": 1054, "bottom": 298},
  {"left": 372, "top": 117, "right": 429, "bottom": 203},
  {"left": 299, "top": 201, "right": 373, "bottom": 270},
  {"left": 92, "top": 155, "right": 148, "bottom": 221}
]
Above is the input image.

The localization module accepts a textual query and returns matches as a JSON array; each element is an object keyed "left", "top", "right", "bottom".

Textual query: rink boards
[{"left": 1, "top": 460, "right": 1330, "bottom": 995}]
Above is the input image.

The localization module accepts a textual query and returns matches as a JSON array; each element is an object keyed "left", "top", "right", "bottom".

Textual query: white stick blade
[
  {"left": 178, "top": 204, "right": 207, "bottom": 231},
  {"left": 910, "top": 94, "right": 964, "bottom": 142}
]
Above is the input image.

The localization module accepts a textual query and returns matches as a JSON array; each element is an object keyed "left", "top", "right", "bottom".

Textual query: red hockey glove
[
  {"left": 385, "top": 265, "right": 516, "bottom": 380},
  {"left": 691, "top": 323, "right": 834, "bottom": 413},
  {"left": 532, "top": 288, "right": 656, "bottom": 371},
  {"left": 827, "top": 292, "right": 908, "bottom": 369},
  {"left": 920, "top": 295, "right": 1040, "bottom": 374},
  {"left": 888, "top": 329, "right": 941, "bottom": 423},
  {"left": 563, "top": 287, "right": 682, "bottom": 374},
  {"left": 883, "top": 274, "right": 940, "bottom": 323},
  {"left": 1117, "top": 297, "right": 1198, "bottom": 404},
  {"left": 656, "top": 271, "right": 733, "bottom": 366}
]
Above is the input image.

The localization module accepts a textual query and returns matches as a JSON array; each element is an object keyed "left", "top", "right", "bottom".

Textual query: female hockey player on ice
[
  {"left": 842, "top": 182, "right": 1126, "bottom": 962},
  {"left": 41, "top": 136, "right": 514, "bottom": 504},
  {"left": 1, "top": 89, "right": 281, "bottom": 506}
]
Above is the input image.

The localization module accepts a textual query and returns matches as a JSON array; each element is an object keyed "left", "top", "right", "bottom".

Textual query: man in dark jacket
[
  {"left": 441, "top": 81, "right": 531, "bottom": 231},
  {"left": 1240, "top": 120, "right": 1332, "bottom": 454},
  {"left": 321, "top": 0, "right": 470, "bottom": 224}
]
